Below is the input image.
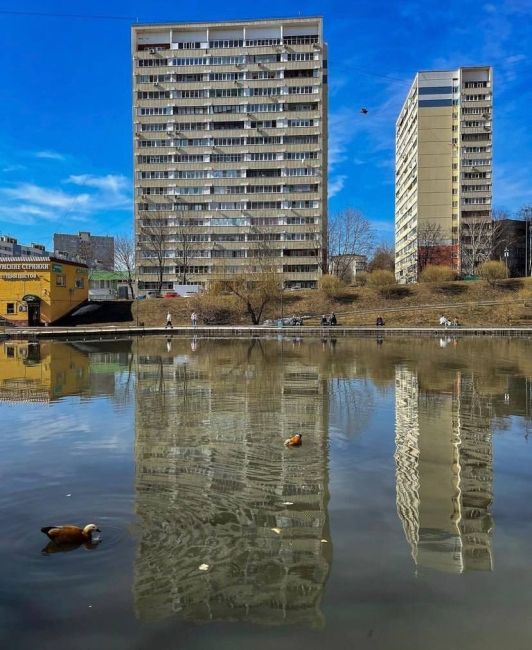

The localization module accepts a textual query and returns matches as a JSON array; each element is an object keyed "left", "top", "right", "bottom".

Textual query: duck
[
  {"left": 284, "top": 433, "right": 302, "bottom": 447},
  {"left": 41, "top": 523, "right": 101, "bottom": 545}
]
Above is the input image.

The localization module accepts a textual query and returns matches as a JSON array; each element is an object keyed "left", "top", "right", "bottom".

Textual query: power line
[{"left": 0, "top": 9, "right": 137, "bottom": 21}]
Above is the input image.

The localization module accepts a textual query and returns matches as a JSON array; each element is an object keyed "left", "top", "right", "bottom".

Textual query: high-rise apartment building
[
  {"left": 395, "top": 67, "right": 493, "bottom": 282},
  {"left": 132, "top": 17, "right": 327, "bottom": 292}
]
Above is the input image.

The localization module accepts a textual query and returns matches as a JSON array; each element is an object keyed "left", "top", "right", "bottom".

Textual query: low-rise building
[
  {"left": 0, "top": 256, "right": 88, "bottom": 326},
  {"left": 329, "top": 254, "right": 367, "bottom": 283},
  {"left": 89, "top": 270, "right": 132, "bottom": 300},
  {"left": 0, "top": 235, "right": 48, "bottom": 257}
]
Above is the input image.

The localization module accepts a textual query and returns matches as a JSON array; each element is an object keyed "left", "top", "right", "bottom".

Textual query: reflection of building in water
[
  {"left": 0, "top": 341, "right": 90, "bottom": 402},
  {"left": 394, "top": 365, "right": 493, "bottom": 573},
  {"left": 133, "top": 339, "right": 331, "bottom": 626}
]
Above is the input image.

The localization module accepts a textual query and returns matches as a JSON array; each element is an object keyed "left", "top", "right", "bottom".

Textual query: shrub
[
  {"left": 478, "top": 260, "right": 507, "bottom": 286},
  {"left": 367, "top": 270, "right": 396, "bottom": 288},
  {"left": 320, "top": 274, "right": 348, "bottom": 299},
  {"left": 354, "top": 271, "right": 368, "bottom": 287},
  {"left": 419, "top": 265, "right": 456, "bottom": 283},
  {"left": 380, "top": 285, "right": 412, "bottom": 299},
  {"left": 191, "top": 294, "right": 236, "bottom": 324}
]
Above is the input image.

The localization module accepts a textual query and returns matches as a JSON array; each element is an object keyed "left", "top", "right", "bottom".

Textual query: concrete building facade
[
  {"left": 53, "top": 231, "right": 115, "bottom": 270},
  {"left": 132, "top": 17, "right": 327, "bottom": 292},
  {"left": 395, "top": 67, "right": 493, "bottom": 282},
  {"left": 0, "top": 235, "right": 48, "bottom": 258}
]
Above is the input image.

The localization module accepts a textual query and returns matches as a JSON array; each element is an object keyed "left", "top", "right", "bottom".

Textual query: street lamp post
[{"left": 503, "top": 246, "right": 509, "bottom": 278}]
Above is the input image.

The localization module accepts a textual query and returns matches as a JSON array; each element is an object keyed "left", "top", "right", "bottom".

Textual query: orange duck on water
[
  {"left": 284, "top": 433, "right": 302, "bottom": 447},
  {"left": 41, "top": 523, "right": 101, "bottom": 546}
]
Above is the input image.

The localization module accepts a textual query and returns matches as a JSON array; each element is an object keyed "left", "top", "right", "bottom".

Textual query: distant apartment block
[
  {"left": 53, "top": 231, "right": 115, "bottom": 270},
  {"left": 132, "top": 16, "right": 328, "bottom": 291},
  {"left": 395, "top": 67, "right": 493, "bottom": 282},
  {"left": 329, "top": 254, "right": 367, "bottom": 283},
  {"left": 0, "top": 235, "right": 48, "bottom": 257}
]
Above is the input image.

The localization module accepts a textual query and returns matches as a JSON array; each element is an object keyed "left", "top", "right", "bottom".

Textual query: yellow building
[
  {"left": 0, "top": 256, "right": 88, "bottom": 326},
  {"left": 0, "top": 341, "right": 90, "bottom": 402}
]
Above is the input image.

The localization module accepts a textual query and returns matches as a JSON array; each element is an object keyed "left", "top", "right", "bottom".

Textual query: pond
[{"left": 0, "top": 335, "right": 531, "bottom": 649}]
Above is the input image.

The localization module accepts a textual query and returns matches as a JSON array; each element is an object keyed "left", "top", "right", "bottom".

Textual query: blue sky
[{"left": 0, "top": 0, "right": 531, "bottom": 249}]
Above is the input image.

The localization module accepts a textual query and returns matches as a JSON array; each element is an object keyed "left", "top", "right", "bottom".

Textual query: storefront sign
[
  {"left": 0, "top": 273, "right": 39, "bottom": 280},
  {"left": 0, "top": 263, "right": 48, "bottom": 271}
]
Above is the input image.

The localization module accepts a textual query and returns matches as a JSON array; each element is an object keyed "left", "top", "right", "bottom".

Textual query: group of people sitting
[
  {"left": 321, "top": 313, "right": 337, "bottom": 326},
  {"left": 439, "top": 315, "right": 460, "bottom": 328}
]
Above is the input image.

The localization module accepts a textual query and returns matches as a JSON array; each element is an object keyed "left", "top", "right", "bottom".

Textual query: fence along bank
[{"left": 0, "top": 256, "right": 88, "bottom": 326}]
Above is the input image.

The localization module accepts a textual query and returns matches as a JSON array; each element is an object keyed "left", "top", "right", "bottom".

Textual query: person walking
[
  {"left": 330, "top": 312, "right": 337, "bottom": 326},
  {"left": 191, "top": 311, "right": 198, "bottom": 327},
  {"left": 166, "top": 312, "right": 173, "bottom": 329}
]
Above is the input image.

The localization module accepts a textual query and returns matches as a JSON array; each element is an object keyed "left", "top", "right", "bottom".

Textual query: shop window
[
  {"left": 6, "top": 303, "right": 15, "bottom": 314},
  {"left": 56, "top": 275, "right": 66, "bottom": 287}
]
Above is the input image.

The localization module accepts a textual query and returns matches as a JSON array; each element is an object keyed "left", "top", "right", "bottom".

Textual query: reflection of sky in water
[{"left": 0, "top": 337, "right": 531, "bottom": 650}]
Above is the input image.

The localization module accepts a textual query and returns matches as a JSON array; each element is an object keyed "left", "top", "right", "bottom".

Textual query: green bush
[
  {"left": 367, "top": 270, "right": 396, "bottom": 288},
  {"left": 478, "top": 260, "right": 507, "bottom": 286},
  {"left": 320, "top": 274, "right": 347, "bottom": 299},
  {"left": 419, "top": 265, "right": 456, "bottom": 283}
]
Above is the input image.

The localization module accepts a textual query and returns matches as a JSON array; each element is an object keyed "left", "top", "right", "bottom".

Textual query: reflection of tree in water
[{"left": 133, "top": 338, "right": 331, "bottom": 626}]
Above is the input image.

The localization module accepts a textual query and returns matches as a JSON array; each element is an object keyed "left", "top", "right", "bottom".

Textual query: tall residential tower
[
  {"left": 132, "top": 17, "right": 328, "bottom": 292},
  {"left": 395, "top": 67, "right": 492, "bottom": 282}
]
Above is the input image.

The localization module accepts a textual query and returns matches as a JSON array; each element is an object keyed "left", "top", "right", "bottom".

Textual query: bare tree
[
  {"left": 417, "top": 222, "right": 446, "bottom": 272},
  {"left": 221, "top": 226, "right": 282, "bottom": 325},
  {"left": 114, "top": 234, "right": 136, "bottom": 299},
  {"left": 174, "top": 218, "right": 194, "bottom": 286},
  {"left": 138, "top": 217, "right": 168, "bottom": 296},
  {"left": 517, "top": 204, "right": 532, "bottom": 277},
  {"left": 328, "top": 208, "right": 374, "bottom": 281},
  {"left": 368, "top": 243, "right": 395, "bottom": 273},
  {"left": 461, "top": 215, "right": 510, "bottom": 276}
]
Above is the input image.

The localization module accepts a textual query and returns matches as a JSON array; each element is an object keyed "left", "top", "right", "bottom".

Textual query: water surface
[{"left": 0, "top": 336, "right": 531, "bottom": 649}]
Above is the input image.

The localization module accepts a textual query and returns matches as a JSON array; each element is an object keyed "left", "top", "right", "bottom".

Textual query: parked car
[{"left": 163, "top": 291, "right": 179, "bottom": 298}]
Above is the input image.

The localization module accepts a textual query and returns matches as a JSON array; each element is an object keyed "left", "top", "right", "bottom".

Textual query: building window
[
  {"left": 6, "top": 303, "right": 15, "bottom": 314},
  {"left": 75, "top": 279, "right": 84, "bottom": 289},
  {"left": 56, "top": 275, "right": 66, "bottom": 287}
]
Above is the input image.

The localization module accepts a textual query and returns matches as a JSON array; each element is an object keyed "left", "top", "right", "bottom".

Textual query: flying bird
[{"left": 360, "top": 107, "right": 368, "bottom": 114}]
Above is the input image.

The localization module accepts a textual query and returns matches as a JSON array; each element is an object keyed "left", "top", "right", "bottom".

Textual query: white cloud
[
  {"left": 328, "top": 175, "right": 347, "bottom": 198},
  {"left": 0, "top": 172, "right": 131, "bottom": 229},
  {"left": 2, "top": 183, "right": 91, "bottom": 210},
  {"left": 34, "top": 150, "right": 66, "bottom": 161},
  {"left": 2, "top": 164, "right": 26, "bottom": 173},
  {"left": 67, "top": 173, "right": 129, "bottom": 193}
]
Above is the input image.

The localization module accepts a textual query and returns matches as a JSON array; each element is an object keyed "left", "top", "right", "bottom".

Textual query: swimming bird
[
  {"left": 41, "top": 524, "right": 101, "bottom": 545},
  {"left": 284, "top": 433, "right": 302, "bottom": 447}
]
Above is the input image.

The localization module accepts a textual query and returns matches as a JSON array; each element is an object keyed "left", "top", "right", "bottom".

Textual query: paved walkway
[{"left": 3, "top": 324, "right": 531, "bottom": 340}]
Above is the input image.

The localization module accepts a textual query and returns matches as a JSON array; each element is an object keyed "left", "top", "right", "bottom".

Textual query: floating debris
[
  {"left": 65, "top": 494, "right": 71, "bottom": 497},
  {"left": 282, "top": 502, "right": 294, "bottom": 506},
  {"left": 271, "top": 527, "right": 281, "bottom": 535},
  {"left": 198, "top": 563, "right": 209, "bottom": 571},
  {"left": 320, "top": 539, "right": 328, "bottom": 543}
]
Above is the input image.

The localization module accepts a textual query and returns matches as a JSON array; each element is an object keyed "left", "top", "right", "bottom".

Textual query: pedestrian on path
[
  {"left": 166, "top": 312, "right": 173, "bottom": 329},
  {"left": 191, "top": 311, "right": 198, "bottom": 327}
]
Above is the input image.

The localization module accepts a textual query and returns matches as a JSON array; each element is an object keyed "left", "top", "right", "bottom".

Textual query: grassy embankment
[{"left": 131, "top": 277, "right": 532, "bottom": 328}]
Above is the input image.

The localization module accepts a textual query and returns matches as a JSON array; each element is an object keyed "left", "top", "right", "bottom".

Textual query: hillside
[{"left": 130, "top": 278, "right": 532, "bottom": 328}]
